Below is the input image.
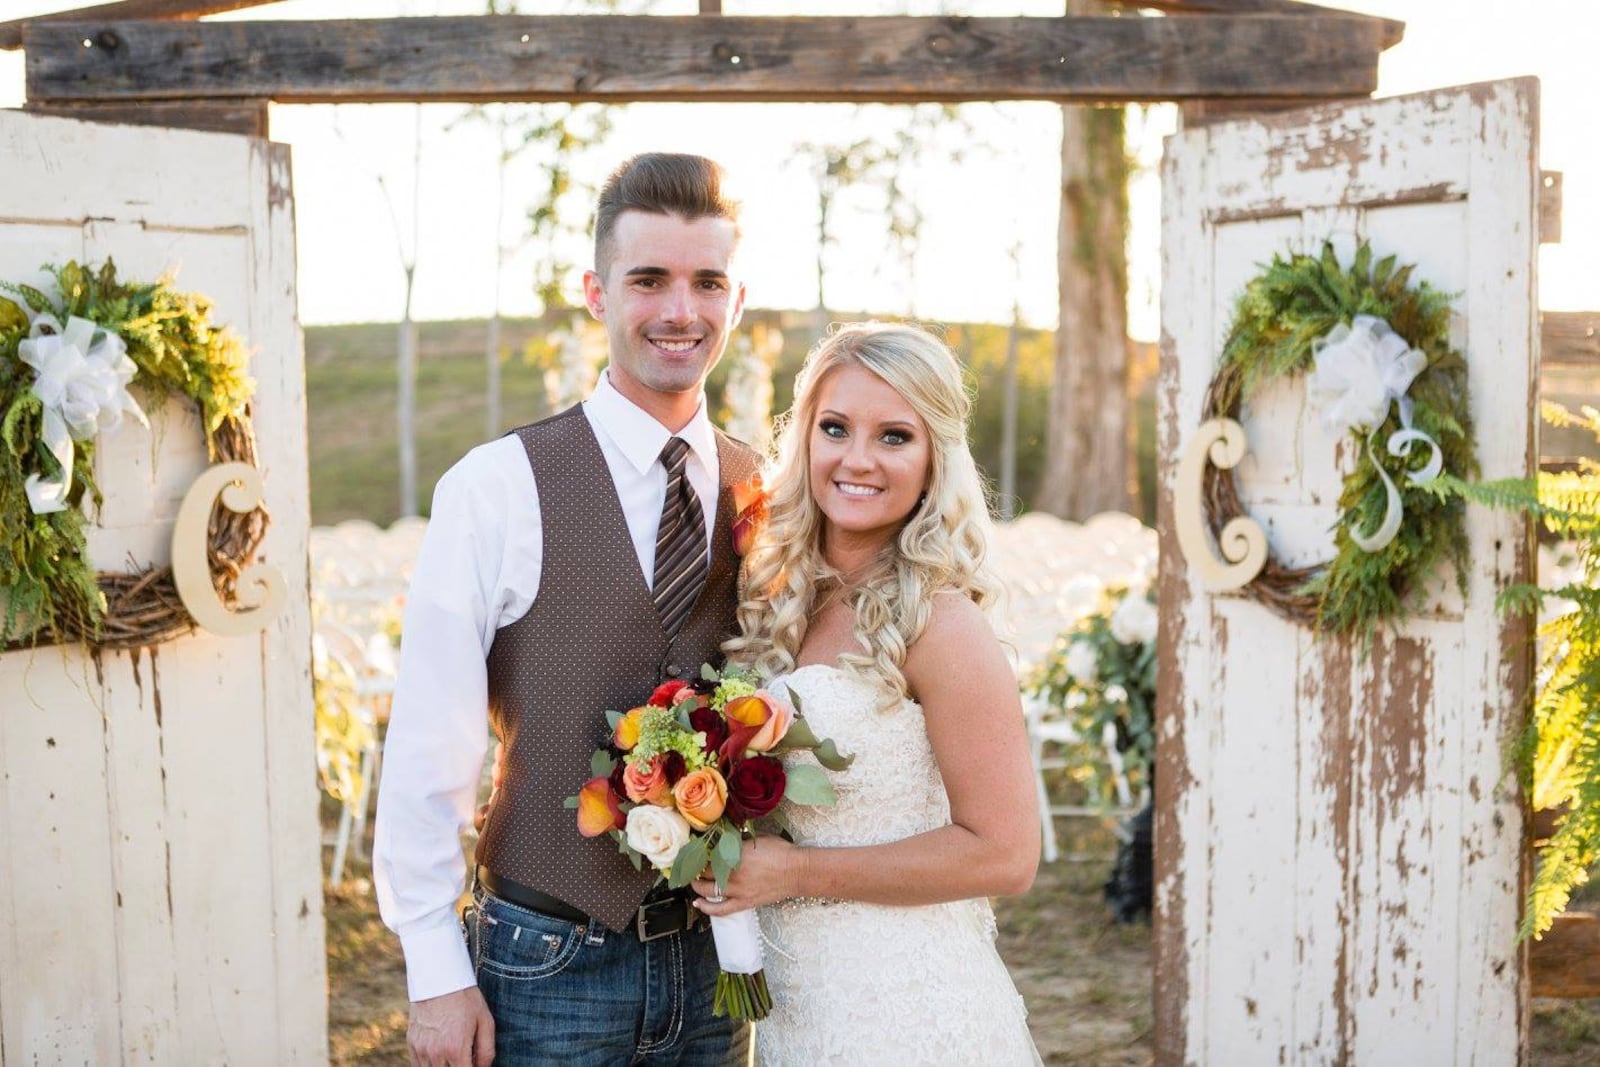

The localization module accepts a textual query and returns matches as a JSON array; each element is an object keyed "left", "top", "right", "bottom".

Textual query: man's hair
[{"left": 593, "top": 153, "right": 741, "bottom": 279}]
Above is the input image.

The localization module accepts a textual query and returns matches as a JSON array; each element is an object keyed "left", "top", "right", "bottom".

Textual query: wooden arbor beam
[
  {"left": 0, "top": 0, "right": 282, "bottom": 50},
  {"left": 24, "top": 14, "right": 1391, "bottom": 106}
]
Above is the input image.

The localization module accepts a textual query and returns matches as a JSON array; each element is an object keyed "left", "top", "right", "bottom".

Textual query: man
[{"left": 374, "top": 153, "right": 759, "bottom": 1067}]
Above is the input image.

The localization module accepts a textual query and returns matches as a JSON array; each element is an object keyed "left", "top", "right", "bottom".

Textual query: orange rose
[
  {"left": 723, "top": 694, "right": 771, "bottom": 730},
  {"left": 623, "top": 756, "right": 673, "bottom": 806},
  {"left": 575, "top": 776, "right": 624, "bottom": 837},
  {"left": 613, "top": 706, "right": 650, "bottom": 751},
  {"left": 671, "top": 767, "right": 729, "bottom": 830}
]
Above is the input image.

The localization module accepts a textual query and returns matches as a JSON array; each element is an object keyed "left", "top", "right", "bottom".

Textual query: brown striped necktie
[{"left": 653, "top": 437, "right": 708, "bottom": 637}]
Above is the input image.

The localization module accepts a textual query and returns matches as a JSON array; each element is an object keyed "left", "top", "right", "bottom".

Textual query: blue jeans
[{"left": 468, "top": 885, "right": 749, "bottom": 1066}]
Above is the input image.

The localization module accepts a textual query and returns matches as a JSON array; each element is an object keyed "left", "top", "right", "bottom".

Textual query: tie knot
[{"left": 659, "top": 437, "right": 691, "bottom": 473}]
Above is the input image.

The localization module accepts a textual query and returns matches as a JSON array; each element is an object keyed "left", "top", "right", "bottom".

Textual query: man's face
[{"left": 583, "top": 211, "right": 745, "bottom": 418}]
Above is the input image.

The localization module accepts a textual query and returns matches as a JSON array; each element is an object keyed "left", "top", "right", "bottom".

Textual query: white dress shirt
[{"left": 373, "top": 369, "right": 721, "bottom": 1002}]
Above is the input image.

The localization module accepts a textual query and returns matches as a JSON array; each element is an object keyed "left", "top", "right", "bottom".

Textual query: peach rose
[
  {"left": 623, "top": 756, "right": 673, "bottom": 806},
  {"left": 671, "top": 767, "right": 729, "bottom": 830},
  {"left": 724, "top": 692, "right": 794, "bottom": 753},
  {"left": 746, "top": 692, "right": 796, "bottom": 753}
]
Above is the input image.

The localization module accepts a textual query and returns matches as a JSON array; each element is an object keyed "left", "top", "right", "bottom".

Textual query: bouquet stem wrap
[{"left": 709, "top": 911, "right": 771, "bottom": 1020}]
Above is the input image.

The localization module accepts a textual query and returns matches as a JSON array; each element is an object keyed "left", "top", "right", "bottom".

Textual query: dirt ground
[{"left": 325, "top": 818, "right": 1599, "bottom": 1065}]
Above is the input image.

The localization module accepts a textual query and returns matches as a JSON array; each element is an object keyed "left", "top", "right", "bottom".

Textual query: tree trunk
[
  {"left": 397, "top": 104, "right": 423, "bottom": 519},
  {"left": 1038, "top": 3, "right": 1131, "bottom": 520}
]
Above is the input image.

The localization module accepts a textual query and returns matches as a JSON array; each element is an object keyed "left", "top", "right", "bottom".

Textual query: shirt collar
[{"left": 586, "top": 368, "right": 718, "bottom": 478}]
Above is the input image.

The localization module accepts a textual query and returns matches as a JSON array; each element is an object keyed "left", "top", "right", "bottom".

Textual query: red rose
[
  {"left": 661, "top": 750, "right": 688, "bottom": 785},
  {"left": 690, "top": 706, "right": 729, "bottom": 756},
  {"left": 725, "top": 755, "right": 787, "bottom": 822},
  {"left": 608, "top": 756, "right": 628, "bottom": 799},
  {"left": 650, "top": 679, "right": 691, "bottom": 708}
]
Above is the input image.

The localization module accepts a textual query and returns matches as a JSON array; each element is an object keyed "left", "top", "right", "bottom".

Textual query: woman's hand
[{"left": 690, "top": 835, "right": 802, "bottom": 916}]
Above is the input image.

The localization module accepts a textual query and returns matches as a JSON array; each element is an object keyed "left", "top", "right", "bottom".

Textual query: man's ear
[{"left": 582, "top": 269, "right": 605, "bottom": 319}]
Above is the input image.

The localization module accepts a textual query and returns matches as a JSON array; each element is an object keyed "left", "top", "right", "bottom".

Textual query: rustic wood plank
[
  {"left": 1541, "top": 169, "right": 1562, "bottom": 244},
  {"left": 1132, "top": 0, "right": 1404, "bottom": 48},
  {"left": 0, "top": 647, "right": 122, "bottom": 1065},
  {"left": 1541, "top": 311, "right": 1600, "bottom": 368},
  {"left": 23, "top": 98, "right": 268, "bottom": 136},
  {"left": 248, "top": 137, "right": 330, "bottom": 1064},
  {"left": 24, "top": 14, "right": 1388, "bottom": 104},
  {"left": 1158, "top": 79, "right": 1537, "bottom": 1064},
  {"left": 1530, "top": 913, "right": 1600, "bottom": 999},
  {"left": 0, "top": 0, "right": 281, "bottom": 50}
]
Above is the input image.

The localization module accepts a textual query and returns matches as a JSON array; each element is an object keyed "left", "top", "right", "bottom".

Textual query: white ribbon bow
[
  {"left": 19, "top": 315, "right": 148, "bottom": 514},
  {"left": 1306, "top": 315, "right": 1444, "bottom": 553}
]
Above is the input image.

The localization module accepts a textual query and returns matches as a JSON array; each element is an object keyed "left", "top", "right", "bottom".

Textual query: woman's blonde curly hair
[{"left": 724, "top": 321, "right": 1001, "bottom": 705}]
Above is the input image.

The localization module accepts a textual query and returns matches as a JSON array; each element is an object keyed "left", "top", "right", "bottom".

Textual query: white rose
[
  {"left": 1104, "top": 684, "right": 1129, "bottom": 704},
  {"left": 1109, "top": 594, "right": 1158, "bottom": 646},
  {"left": 625, "top": 805, "right": 692, "bottom": 871},
  {"left": 1064, "top": 640, "right": 1099, "bottom": 685}
]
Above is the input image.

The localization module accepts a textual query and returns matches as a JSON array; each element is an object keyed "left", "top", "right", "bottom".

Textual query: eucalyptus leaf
[
  {"left": 668, "top": 837, "right": 709, "bottom": 890},
  {"left": 810, "top": 738, "right": 855, "bottom": 772},
  {"left": 782, "top": 762, "right": 837, "bottom": 806},
  {"left": 606, "top": 710, "right": 623, "bottom": 730},
  {"left": 701, "top": 663, "right": 721, "bottom": 682},
  {"left": 773, "top": 717, "right": 820, "bottom": 751},
  {"left": 591, "top": 750, "right": 616, "bottom": 778},
  {"left": 709, "top": 840, "right": 734, "bottom": 887},
  {"left": 716, "top": 827, "right": 743, "bottom": 870}
]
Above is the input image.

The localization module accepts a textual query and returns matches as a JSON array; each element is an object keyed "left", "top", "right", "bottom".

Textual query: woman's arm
[{"left": 694, "top": 593, "right": 1041, "bottom": 914}]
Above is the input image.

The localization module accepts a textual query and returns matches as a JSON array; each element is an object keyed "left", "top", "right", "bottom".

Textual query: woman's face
[{"left": 807, "top": 362, "right": 933, "bottom": 552}]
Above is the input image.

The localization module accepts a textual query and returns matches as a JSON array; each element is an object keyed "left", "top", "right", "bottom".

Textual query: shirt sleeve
[{"left": 373, "top": 443, "right": 535, "bottom": 1002}]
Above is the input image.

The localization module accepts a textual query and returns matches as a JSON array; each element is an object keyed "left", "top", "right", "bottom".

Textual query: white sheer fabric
[{"left": 756, "top": 665, "right": 1041, "bottom": 1067}]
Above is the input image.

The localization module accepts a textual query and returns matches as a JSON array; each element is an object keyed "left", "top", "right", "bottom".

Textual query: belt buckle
[{"left": 636, "top": 896, "right": 685, "bottom": 942}]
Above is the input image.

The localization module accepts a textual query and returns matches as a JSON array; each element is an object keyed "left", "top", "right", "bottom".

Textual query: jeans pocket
[{"left": 475, "top": 893, "right": 587, "bottom": 981}]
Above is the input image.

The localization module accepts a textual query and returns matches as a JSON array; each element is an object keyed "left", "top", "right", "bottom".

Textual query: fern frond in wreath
[{"left": 1203, "top": 240, "right": 1478, "bottom": 638}]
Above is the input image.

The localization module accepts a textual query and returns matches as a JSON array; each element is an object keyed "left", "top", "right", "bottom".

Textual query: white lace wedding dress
[{"left": 756, "top": 664, "right": 1042, "bottom": 1066}]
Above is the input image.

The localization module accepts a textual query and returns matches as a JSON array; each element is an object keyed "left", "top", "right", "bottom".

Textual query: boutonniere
[{"left": 730, "top": 474, "right": 769, "bottom": 557}]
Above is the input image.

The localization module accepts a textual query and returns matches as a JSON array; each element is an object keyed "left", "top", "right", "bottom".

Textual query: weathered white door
[
  {"left": 0, "top": 110, "right": 325, "bottom": 1063},
  {"left": 1157, "top": 80, "right": 1538, "bottom": 1065}
]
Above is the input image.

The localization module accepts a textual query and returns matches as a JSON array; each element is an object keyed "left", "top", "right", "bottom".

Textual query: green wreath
[
  {"left": 1201, "top": 240, "right": 1478, "bottom": 637},
  {"left": 0, "top": 260, "right": 263, "bottom": 650}
]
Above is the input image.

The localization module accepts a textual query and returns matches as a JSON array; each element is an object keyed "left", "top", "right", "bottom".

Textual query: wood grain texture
[
  {"left": 23, "top": 98, "right": 268, "bottom": 136},
  {"left": 1157, "top": 80, "right": 1538, "bottom": 1065},
  {"left": 1133, "top": 0, "right": 1404, "bottom": 48},
  {"left": 24, "top": 14, "right": 1386, "bottom": 104},
  {"left": 1530, "top": 914, "right": 1600, "bottom": 999},
  {"left": 0, "top": 108, "right": 321, "bottom": 1062},
  {"left": 1540, "top": 170, "right": 1562, "bottom": 244},
  {"left": 0, "top": 0, "right": 279, "bottom": 50},
  {"left": 1542, "top": 311, "right": 1600, "bottom": 368}
]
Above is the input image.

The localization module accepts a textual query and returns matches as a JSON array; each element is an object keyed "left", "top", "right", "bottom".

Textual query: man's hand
[{"left": 408, "top": 986, "right": 494, "bottom": 1067}]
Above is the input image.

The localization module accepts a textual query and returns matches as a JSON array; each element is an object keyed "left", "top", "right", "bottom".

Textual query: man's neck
[{"left": 605, "top": 369, "right": 701, "bottom": 433}]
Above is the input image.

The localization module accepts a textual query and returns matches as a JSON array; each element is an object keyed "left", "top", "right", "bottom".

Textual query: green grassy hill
[{"left": 304, "top": 311, "right": 1140, "bottom": 526}]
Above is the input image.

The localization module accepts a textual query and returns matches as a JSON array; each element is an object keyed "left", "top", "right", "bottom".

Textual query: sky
[{"left": 1, "top": 0, "right": 1595, "bottom": 338}]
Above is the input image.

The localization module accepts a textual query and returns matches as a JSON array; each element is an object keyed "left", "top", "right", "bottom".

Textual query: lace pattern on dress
[{"left": 755, "top": 665, "right": 1040, "bottom": 1067}]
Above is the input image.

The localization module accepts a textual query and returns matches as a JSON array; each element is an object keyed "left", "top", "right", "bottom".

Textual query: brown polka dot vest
[{"left": 475, "top": 404, "right": 761, "bottom": 932}]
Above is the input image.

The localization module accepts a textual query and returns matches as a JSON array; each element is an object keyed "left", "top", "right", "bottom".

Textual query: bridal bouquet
[{"left": 567, "top": 664, "right": 851, "bottom": 1019}]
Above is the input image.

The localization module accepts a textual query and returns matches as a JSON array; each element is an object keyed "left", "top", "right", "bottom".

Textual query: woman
[{"left": 695, "top": 322, "right": 1042, "bottom": 1065}]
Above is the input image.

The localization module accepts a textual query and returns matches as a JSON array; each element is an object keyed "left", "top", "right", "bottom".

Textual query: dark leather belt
[{"left": 475, "top": 866, "right": 698, "bottom": 941}]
